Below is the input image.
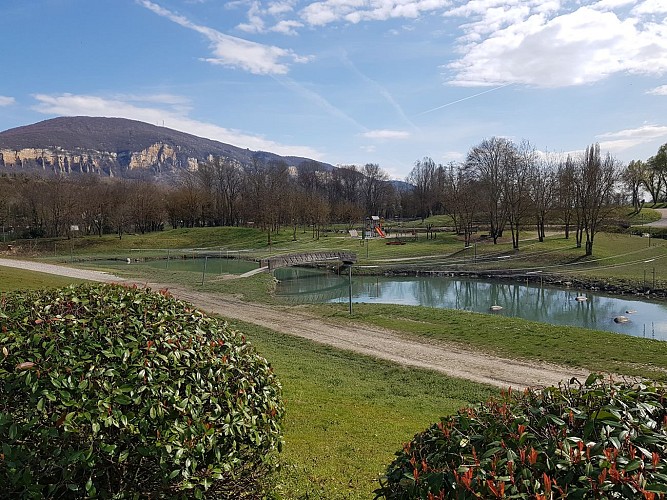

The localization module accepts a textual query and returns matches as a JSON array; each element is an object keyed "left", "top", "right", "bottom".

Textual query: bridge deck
[{"left": 260, "top": 251, "right": 357, "bottom": 270}]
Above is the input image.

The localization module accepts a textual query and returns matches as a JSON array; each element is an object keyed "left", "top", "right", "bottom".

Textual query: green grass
[
  {"left": 231, "top": 320, "right": 497, "bottom": 499},
  {"left": 0, "top": 265, "right": 88, "bottom": 291},
  {"left": 309, "top": 302, "right": 667, "bottom": 380}
]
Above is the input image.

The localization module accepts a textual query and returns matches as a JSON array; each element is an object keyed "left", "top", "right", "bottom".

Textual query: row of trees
[
  {"left": 408, "top": 139, "right": 621, "bottom": 255},
  {"left": 622, "top": 143, "right": 667, "bottom": 210},
  {"left": 2, "top": 138, "right": 662, "bottom": 256},
  {"left": 0, "top": 160, "right": 400, "bottom": 242}
]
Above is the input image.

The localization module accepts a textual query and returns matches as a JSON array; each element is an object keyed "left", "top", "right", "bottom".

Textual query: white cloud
[
  {"left": 596, "top": 124, "right": 667, "bottom": 152},
  {"left": 31, "top": 93, "right": 322, "bottom": 158},
  {"left": 447, "top": 2, "right": 667, "bottom": 87},
  {"left": 632, "top": 0, "right": 667, "bottom": 15},
  {"left": 300, "top": 0, "right": 451, "bottom": 26},
  {"left": 0, "top": 96, "right": 15, "bottom": 106},
  {"left": 271, "top": 19, "right": 304, "bottom": 35},
  {"left": 138, "top": 0, "right": 308, "bottom": 74},
  {"left": 441, "top": 151, "right": 465, "bottom": 162},
  {"left": 647, "top": 85, "right": 667, "bottom": 95},
  {"left": 362, "top": 129, "right": 410, "bottom": 139}
]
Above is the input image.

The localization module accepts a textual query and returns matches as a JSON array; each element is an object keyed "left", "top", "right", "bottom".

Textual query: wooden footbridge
[{"left": 260, "top": 251, "right": 357, "bottom": 271}]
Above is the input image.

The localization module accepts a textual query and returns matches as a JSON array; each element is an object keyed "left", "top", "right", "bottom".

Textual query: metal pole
[
  {"left": 201, "top": 256, "right": 208, "bottom": 286},
  {"left": 653, "top": 267, "right": 656, "bottom": 290},
  {"left": 644, "top": 269, "right": 647, "bottom": 291},
  {"left": 348, "top": 265, "right": 353, "bottom": 315}
]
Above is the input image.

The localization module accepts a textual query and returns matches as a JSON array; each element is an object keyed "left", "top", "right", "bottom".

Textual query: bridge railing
[{"left": 260, "top": 251, "right": 357, "bottom": 270}]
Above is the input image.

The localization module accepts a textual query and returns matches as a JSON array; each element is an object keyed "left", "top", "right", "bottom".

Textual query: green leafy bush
[
  {"left": 377, "top": 375, "right": 667, "bottom": 499},
  {"left": 0, "top": 283, "right": 284, "bottom": 498}
]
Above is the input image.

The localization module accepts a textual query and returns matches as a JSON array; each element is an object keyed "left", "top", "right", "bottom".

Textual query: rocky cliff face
[
  {"left": 0, "top": 142, "right": 200, "bottom": 178},
  {"left": 0, "top": 116, "right": 331, "bottom": 182}
]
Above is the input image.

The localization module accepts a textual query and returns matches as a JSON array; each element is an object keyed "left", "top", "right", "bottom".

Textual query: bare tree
[
  {"left": 622, "top": 160, "right": 647, "bottom": 212},
  {"left": 556, "top": 156, "right": 577, "bottom": 240},
  {"left": 442, "top": 163, "right": 479, "bottom": 247},
  {"left": 646, "top": 144, "right": 667, "bottom": 203},
  {"left": 406, "top": 157, "right": 439, "bottom": 221},
  {"left": 576, "top": 144, "right": 619, "bottom": 256},
  {"left": 531, "top": 153, "right": 557, "bottom": 242},
  {"left": 465, "top": 137, "right": 514, "bottom": 244},
  {"left": 505, "top": 140, "right": 535, "bottom": 250},
  {"left": 361, "top": 163, "right": 390, "bottom": 216}
]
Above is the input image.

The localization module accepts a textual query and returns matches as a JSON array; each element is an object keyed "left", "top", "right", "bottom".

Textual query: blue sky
[{"left": 1, "top": 0, "right": 666, "bottom": 179}]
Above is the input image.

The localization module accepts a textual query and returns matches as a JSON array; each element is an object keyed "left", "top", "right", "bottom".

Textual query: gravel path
[{"left": 0, "top": 257, "right": 587, "bottom": 389}]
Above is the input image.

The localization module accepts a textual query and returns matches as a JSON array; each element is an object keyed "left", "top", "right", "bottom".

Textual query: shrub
[
  {"left": 376, "top": 374, "right": 667, "bottom": 499},
  {"left": 0, "top": 283, "right": 284, "bottom": 498}
]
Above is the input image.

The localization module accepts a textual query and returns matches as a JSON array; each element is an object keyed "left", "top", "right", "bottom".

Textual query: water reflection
[{"left": 275, "top": 268, "right": 667, "bottom": 340}]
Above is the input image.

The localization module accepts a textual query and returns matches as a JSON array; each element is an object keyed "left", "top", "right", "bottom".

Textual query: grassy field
[
  {"left": 0, "top": 265, "right": 88, "bottom": 291},
  {"left": 233, "top": 321, "right": 497, "bottom": 498}
]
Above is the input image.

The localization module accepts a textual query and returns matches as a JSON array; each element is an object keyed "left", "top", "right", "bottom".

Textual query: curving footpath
[{"left": 0, "top": 257, "right": 588, "bottom": 390}]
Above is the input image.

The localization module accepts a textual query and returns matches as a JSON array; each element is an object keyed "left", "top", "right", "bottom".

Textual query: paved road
[
  {"left": 0, "top": 257, "right": 588, "bottom": 390},
  {"left": 646, "top": 209, "right": 667, "bottom": 228}
]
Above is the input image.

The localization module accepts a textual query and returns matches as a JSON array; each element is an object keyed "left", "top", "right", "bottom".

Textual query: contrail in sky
[{"left": 416, "top": 83, "right": 513, "bottom": 116}]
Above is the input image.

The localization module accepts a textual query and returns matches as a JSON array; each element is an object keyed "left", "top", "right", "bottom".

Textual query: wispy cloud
[
  {"left": 341, "top": 53, "right": 420, "bottom": 132},
  {"left": 31, "top": 93, "right": 322, "bottom": 158},
  {"left": 647, "top": 85, "right": 667, "bottom": 96},
  {"left": 416, "top": 83, "right": 513, "bottom": 115},
  {"left": 596, "top": 124, "right": 667, "bottom": 153},
  {"left": 138, "top": 0, "right": 309, "bottom": 74},
  {"left": 362, "top": 129, "right": 410, "bottom": 139},
  {"left": 272, "top": 75, "right": 368, "bottom": 131},
  {"left": 0, "top": 96, "right": 15, "bottom": 106}
]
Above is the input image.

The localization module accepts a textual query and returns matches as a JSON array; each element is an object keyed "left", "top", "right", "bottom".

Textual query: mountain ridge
[{"left": 0, "top": 116, "right": 332, "bottom": 181}]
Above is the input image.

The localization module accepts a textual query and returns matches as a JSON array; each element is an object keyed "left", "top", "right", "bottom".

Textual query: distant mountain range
[{"left": 0, "top": 116, "right": 332, "bottom": 182}]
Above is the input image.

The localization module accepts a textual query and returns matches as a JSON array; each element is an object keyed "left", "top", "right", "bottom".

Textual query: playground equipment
[{"left": 369, "top": 215, "right": 386, "bottom": 238}]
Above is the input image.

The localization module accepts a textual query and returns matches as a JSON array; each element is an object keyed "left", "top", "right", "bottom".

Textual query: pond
[{"left": 274, "top": 268, "right": 667, "bottom": 341}]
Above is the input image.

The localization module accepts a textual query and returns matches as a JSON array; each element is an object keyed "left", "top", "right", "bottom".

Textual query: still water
[
  {"left": 86, "top": 257, "right": 257, "bottom": 275},
  {"left": 274, "top": 268, "right": 667, "bottom": 340}
]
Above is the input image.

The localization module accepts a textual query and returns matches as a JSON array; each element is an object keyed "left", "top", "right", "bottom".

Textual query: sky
[{"left": 1, "top": 0, "right": 666, "bottom": 179}]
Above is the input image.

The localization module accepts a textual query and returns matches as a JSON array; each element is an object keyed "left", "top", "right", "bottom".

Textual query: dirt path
[{"left": 0, "top": 257, "right": 587, "bottom": 389}]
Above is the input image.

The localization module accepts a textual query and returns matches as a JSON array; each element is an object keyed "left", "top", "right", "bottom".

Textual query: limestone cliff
[{"left": 0, "top": 116, "right": 332, "bottom": 182}]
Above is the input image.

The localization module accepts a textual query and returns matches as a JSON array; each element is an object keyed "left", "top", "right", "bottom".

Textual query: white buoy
[
  {"left": 614, "top": 316, "right": 629, "bottom": 324},
  {"left": 490, "top": 305, "right": 503, "bottom": 311},
  {"left": 126, "top": 258, "right": 131, "bottom": 264},
  {"left": 575, "top": 295, "right": 587, "bottom": 302},
  {"left": 625, "top": 310, "right": 637, "bottom": 314}
]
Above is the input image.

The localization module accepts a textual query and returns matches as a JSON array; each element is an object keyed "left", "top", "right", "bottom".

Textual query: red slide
[{"left": 375, "top": 226, "right": 386, "bottom": 238}]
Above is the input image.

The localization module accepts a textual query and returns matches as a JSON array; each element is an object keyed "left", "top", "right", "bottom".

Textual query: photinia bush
[
  {"left": 377, "top": 374, "right": 667, "bottom": 499},
  {"left": 0, "top": 283, "right": 284, "bottom": 498}
]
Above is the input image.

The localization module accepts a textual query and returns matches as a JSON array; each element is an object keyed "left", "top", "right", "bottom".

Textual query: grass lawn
[
  {"left": 0, "top": 265, "right": 88, "bottom": 291},
  {"left": 232, "top": 320, "right": 497, "bottom": 499},
  {"left": 310, "top": 302, "right": 667, "bottom": 380}
]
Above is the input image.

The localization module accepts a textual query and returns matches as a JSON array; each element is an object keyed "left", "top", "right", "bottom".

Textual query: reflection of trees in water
[{"left": 275, "top": 272, "right": 667, "bottom": 339}]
